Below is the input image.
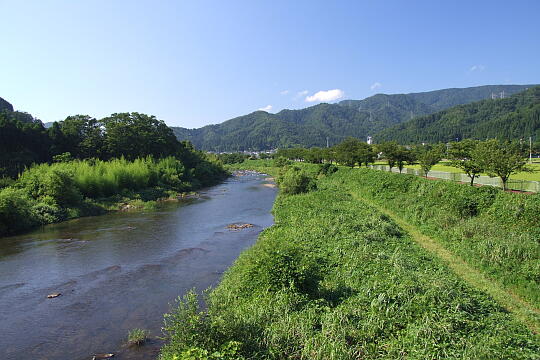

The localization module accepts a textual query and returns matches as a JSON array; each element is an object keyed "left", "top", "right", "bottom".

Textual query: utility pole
[
  {"left": 326, "top": 137, "right": 329, "bottom": 148},
  {"left": 530, "top": 136, "right": 533, "bottom": 164}
]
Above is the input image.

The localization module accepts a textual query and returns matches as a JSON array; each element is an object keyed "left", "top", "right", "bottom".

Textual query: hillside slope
[
  {"left": 0, "top": 97, "right": 14, "bottom": 113},
  {"left": 377, "top": 86, "right": 540, "bottom": 143},
  {"left": 172, "top": 84, "right": 534, "bottom": 151}
]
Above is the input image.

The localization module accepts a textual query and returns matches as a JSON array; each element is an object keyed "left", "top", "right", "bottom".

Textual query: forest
[
  {"left": 0, "top": 107, "right": 226, "bottom": 236},
  {"left": 377, "top": 86, "right": 540, "bottom": 143},
  {"left": 171, "top": 85, "right": 534, "bottom": 151}
]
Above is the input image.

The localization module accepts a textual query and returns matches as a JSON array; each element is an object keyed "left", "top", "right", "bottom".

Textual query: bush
[
  {"left": 0, "top": 187, "right": 37, "bottom": 235},
  {"left": 31, "top": 197, "right": 66, "bottom": 224},
  {"left": 17, "top": 165, "right": 82, "bottom": 206},
  {"left": 277, "top": 166, "right": 317, "bottom": 195},
  {"left": 0, "top": 177, "right": 14, "bottom": 189},
  {"left": 318, "top": 163, "right": 338, "bottom": 176},
  {"left": 127, "top": 328, "right": 150, "bottom": 346},
  {"left": 273, "top": 157, "right": 291, "bottom": 168}
]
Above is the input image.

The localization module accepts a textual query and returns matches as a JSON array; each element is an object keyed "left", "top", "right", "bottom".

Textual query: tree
[
  {"left": 394, "top": 146, "right": 413, "bottom": 173},
  {"left": 334, "top": 137, "right": 363, "bottom": 167},
  {"left": 378, "top": 141, "right": 400, "bottom": 171},
  {"left": 357, "top": 143, "right": 376, "bottom": 167},
  {"left": 416, "top": 144, "right": 444, "bottom": 177},
  {"left": 474, "top": 139, "right": 531, "bottom": 190},
  {"left": 0, "top": 112, "right": 51, "bottom": 177},
  {"left": 102, "top": 112, "right": 179, "bottom": 160},
  {"left": 58, "top": 115, "right": 104, "bottom": 159},
  {"left": 448, "top": 139, "right": 483, "bottom": 186}
]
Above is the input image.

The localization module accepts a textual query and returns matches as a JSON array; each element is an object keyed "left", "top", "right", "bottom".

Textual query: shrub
[
  {"left": 277, "top": 166, "right": 317, "bottom": 195},
  {"left": 31, "top": 196, "right": 66, "bottom": 224},
  {"left": 18, "top": 165, "right": 82, "bottom": 206},
  {"left": 127, "top": 328, "right": 150, "bottom": 346},
  {"left": 0, "top": 177, "right": 14, "bottom": 189},
  {"left": 0, "top": 187, "right": 37, "bottom": 235},
  {"left": 318, "top": 163, "right": 338, "bottom": 176},
  {"left": 273, "top": 157, "right": 291, "bottom": 168}
]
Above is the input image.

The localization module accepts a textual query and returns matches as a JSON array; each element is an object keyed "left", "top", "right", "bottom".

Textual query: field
[
  {"left": 160, "top": 161, "right": 540, "bottom": 359},
  {"left": 373, "top": 160, "right": 540, "bottom": 182}
]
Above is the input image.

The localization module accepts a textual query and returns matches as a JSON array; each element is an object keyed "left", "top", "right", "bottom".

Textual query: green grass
[
  {"left": 128, "top": 328, "right": 150, "bottom": 346},
  {"left": 374, "top": 160, "right": 540, "bottom": 181},
  {"left": 160, "top": 160, "right": 540, "bottom": 359}
]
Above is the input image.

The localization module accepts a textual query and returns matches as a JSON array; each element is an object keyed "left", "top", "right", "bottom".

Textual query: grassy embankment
[
  {"left": 0, "top": 156, "right": 227, "bottom": 237},
  {"left": 160, "top": 160, "right": 540, "bottom": 359}
]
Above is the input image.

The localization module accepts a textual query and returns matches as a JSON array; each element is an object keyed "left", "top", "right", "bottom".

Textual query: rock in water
[
  {"left": 226, "top": 223, "right": 254, "bottom": 230},
  {"left": 92, "top": 354, "right": 114, "bottom": 359},
  {"left": 47, "top": 293, "right": 61, "bottom": 299}
]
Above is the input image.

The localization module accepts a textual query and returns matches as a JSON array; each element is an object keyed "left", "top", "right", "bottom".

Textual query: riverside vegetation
[
  {"left": 159, "top": 160, "right": 540, "bottom": 359},
  {"left": 0, "top": 155, "right": 226, "bottom": 237},
  {"left": 0, "top": 110, "right": 227, "bottom": 237}
]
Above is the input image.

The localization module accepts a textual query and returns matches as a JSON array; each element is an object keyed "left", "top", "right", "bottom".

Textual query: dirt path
[{"left": 350, "top": 192, "right": 540, "bottom": 335}]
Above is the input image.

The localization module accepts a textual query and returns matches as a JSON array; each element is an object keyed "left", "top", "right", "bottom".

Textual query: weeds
[
  {"left": 160, "top": 161, "right": 540, "bottom": 359},
  {"left": 127, "top": 328, "right": 150, "bottom": 346}
]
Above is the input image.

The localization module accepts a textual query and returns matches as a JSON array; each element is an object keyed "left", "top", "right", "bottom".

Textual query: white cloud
[
  {"left": 469, "top": 64, "right": 485, "bottom": 72},
  {"left": 258, "top": 105, "right": 272, "bottom": 112},
  {"left": 293, "top": 90, "right": 309, "bottom": 100},
  {"left": 305, "top": 89, "right": 344, "bottom": 103},
  {"left": 370, "top": 82, "right": 382, "bottom": 90},
  {"left": 280, "top": 90, "right": 290, "bottom": 95}
]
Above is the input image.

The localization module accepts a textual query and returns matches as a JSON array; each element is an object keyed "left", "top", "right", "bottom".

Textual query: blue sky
[{"left": 1, "top": 0, "right": 539, "bottom": 127}]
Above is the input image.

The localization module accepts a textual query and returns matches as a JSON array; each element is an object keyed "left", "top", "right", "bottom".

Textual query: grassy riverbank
[
  {"left": 0, "top": 156, "right": 227, "bottom": 237},
  {"left": 160, "top": 160, "right": 540, "bottom": 359}
]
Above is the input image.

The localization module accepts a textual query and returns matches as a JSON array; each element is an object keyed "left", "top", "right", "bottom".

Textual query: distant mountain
[
  {"left": 172, "top": 84, "right": 535, "bottom": 151},
  {"left": 376, "top": 86, "right": 540, "bottom": 143},
  {"left": 0, "top": 97, "right": 14, "bottom": 113}
]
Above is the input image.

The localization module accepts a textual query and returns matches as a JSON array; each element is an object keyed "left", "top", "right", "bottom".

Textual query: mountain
[
  {"left": 0, "top": 97, "right": 14, "bottom": 113},
  {"left": 376, "top": 86, "right": 540, "bottom": 143},
  {"left": 172, "top": 84, "right": 535, "bottom": 151}
]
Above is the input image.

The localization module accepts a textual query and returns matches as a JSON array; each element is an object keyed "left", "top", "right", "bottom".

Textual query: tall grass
[
  {"left": 0, "top": 156, "right": 225, "bottom": 236},
  {"left": 328, "top": 167, "right": 540, "bottom": 308},
  {"left": 160, "top": 165, "right": 540, "bottom": 359}
]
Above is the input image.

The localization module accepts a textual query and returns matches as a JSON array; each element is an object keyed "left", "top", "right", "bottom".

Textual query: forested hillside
[
  {"left": 0, "top": 97, "right": 14, "bottom": 112},
  {"left": 172, "top": 85, "right": 534, "bottom": 151},
  {"left": 377, "top": 86, "right": 540, "bottom": 143}
]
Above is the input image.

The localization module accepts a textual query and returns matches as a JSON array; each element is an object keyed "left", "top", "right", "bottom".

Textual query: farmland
[{"left": 160, "top": 161, "right": 540, "bottom": 359}]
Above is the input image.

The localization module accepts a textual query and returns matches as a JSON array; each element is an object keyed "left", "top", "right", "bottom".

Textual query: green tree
[
  {"left": 378, "top": 141, "right": 400, "bottom": 171},
  {"left": 59, "top": 115, "right": 105, "bottom": 159},
  {"left": 416, "top": 144, "right": 444, "bottom": 177},
  {"left": 394, "top": 146, "right": 413, "bottom": 173},
  {"left": 334, "top": 137, "right": 363, "bottom": 167},
  {"left": 474, "top": 139, "right": 531, "bottom": 190},
  {"left": 102, "top": 112, "right": 179, "bottom": 160},
  {"left": 448, "top": 139, "right": 483, "bottom": 186}
]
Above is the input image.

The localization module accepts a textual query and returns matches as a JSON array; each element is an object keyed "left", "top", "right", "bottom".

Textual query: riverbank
[
  {"left": 0, "top": 156, "right": 227, "bottom": 237},
  {"left": 0, "top": 172, "right": 276, "bottom": 360},
  {"left": 159, "top": 160, "right": 540, "bottom": 359}
]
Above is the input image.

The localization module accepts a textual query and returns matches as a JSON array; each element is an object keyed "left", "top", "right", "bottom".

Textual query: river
[{"left": 0, "top": 172, "right": 277, "bottom": 360}]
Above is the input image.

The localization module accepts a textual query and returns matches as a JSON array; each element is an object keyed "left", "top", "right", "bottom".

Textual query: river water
[{"left": 0, "top": 172, "right": 277, "bottom": 360}]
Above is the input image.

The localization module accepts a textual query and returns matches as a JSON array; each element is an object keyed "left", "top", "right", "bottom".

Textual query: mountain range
[
  {"left": 377, "top": 85, "right": 540, "bottom": 143},
  {"left": 171, "top": 84, "right": 535, "bottom": 151}
]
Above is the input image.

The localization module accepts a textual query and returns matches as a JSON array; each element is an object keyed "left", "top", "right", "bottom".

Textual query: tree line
[
  {"left": 273, "top": 137, "right": 532, "bottom": 190},
  {"left": 0, "top": 111, "right": 211, "bottom": 178}
]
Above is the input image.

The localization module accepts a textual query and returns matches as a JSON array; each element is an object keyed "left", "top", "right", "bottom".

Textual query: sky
[{"left": 1, "top": 0, "right": 539, "bottom": 128}]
